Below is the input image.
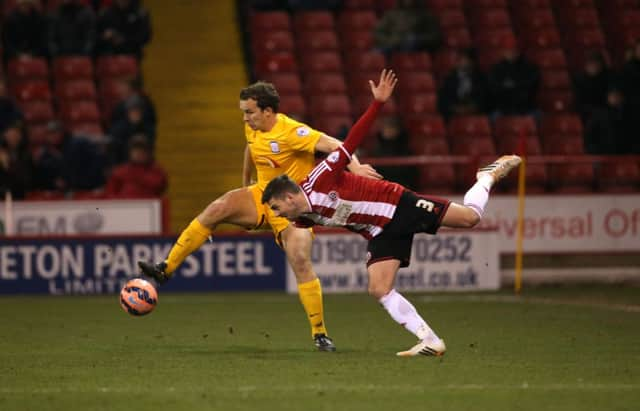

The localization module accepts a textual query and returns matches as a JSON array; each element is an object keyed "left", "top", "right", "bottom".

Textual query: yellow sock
[
  {"left": 165, "top": 218, "right": 212, "bottom": 274},
  {"left": 298, "top": 278, "right": 328, "bottom": 337}
]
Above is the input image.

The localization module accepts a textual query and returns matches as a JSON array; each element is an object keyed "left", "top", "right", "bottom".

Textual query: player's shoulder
[{"left": 278, "top": 113, "right": 316, "bottom": 138}]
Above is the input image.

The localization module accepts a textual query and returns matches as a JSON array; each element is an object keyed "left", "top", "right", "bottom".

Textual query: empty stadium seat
[
  {"left": 564, "top": 28, "right": 606, "bottom": 49},
  {"left": 347, "top": 71, "right": 381, "bottom": 94},
  {"left": 12, "top": 81, "right": 52, "bottom": 102},
  {"left": 425, "top": 0, "right": 463, "bottom": 11},
  {"left": 434, "top": 49, "right": 459, "bottom": 82},
  {"left": 340, "top": 30, "right": 374, "bottom": 50},
  {"left": 496, "top": 134, "right": 542, "bottom": 155},
  {"left": 549, "top": 162, "right": 595, "bottom": 193},
  {"left": 443, "top": 28, "right": 473, "bottom": 48},
  {"left": 539, "top": 70, "right": 571, "bottom": 90},
  {"left": 405, "top": 116, "right": 446, "bottom": 138},
  {"left": 557, "top": 7, "right": 601, "bottom": 28},
  {"left": 470, "top": 9, "right": 512, "bottom": 31},
  {"left": 304, "top": 73, "right": 347, "bottom": 94},
  {"left": 254, "top": 52, "right": 298, "bottom": 74},
  {"left": 409, "top": 136, "right": 450, "bottom": 155},
  {"left": 55, "top": 80, "right": 98, "bottom": 102},
  {"left": 251, "top": 11, "right": 290, "bottom": 32},
  {"left": 293, "top": 11, "right": 334, "bottom": 32},
  {"left": 596, "top": 162, "right": 640, "bottom": 192},
  {"left": 52, "top": 57, "right": 93, "bottom": 81},
  {"left": 540, "top": 114, "right": 584, "bottom": 138},
  {"left": 96, "top": 55, "right": 138, "bottom": 79},
  {"left": 418, "top": 164, "right": 458, "bottom": 194},
  {"left": 253, "top": 30, "right": 295, "bottom": 54},
  {"left": 520, "top": 29, "right": 561, "bottom": 49},
  {"left": 448, "top": 115, "right": 492, "bottom": 139},
  {"left": 537, "top": 91, "right": 573, "bottom": 113},
  {"left": 466, "top": 0, "right": 507, "bottom": 7},
  {"left": 436, "top": 10, "right": 467, "bottom": 29},
  {"left": 7, "top": 57, "right": 48, "bottom": 82},
  {"left": 338, "top": 11, "right": 377, "bottom": 33},
  {"left": 19, "top": 101, "right": 55, "bottom": 124},
  {"left": 344, "top": 51, "right": 386, "bottom": 71},
  {"left": 451, "top": 135, "right": 496, "bottom": 156},
  {"left": 513, "top": 9, "right": 555, "bottom": 31},
  {"left": 494, "top": 116, "right": 538, "bottom": 138},
  {"left": 343, "top": 0, "right": 376, "bottom": 9},
  {"left": 296, "top": 30, "right": 339, "bottom": 52},
  {"left": 475, "top": 29, "right": 516, "bottom": 49},
  {"left": 390, "top": 52, "right": 432, "bottom": 73},
  {"left": 261, "top": 73, "right": 302, "bottom": 94},
  {"left": 298, "top": 51, "right": 342, "bottom": 72},
  {"left": 397, "top": 72, "right": 435, "bottom": 94},
  {"left": 398, "top": 93, "right": 438, "bottom": 117},
  {"left": 525, "top": 48, "right": 568, "bottom": 70},
  {"left": 309, "top": 94, "right": 351, "bottom": 116},
  {"left": 60, "top": 101, "right": 101, "bottom": 124},
  {"left": 311, "top": 115, "right": 353, "bottom": 137},
  {"left": 352, "top": 94, "right": 398, "bottom": 117},
  {"left": 542, "top": 135, "right": 585, "bottom": 154},
  {"left": 278, "top": 95, "right": 307, "bottom": 118}
]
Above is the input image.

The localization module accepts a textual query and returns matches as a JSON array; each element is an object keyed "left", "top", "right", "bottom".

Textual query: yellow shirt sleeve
[{"left": 281, "top": 116, "right": 323, "bottom": 153}]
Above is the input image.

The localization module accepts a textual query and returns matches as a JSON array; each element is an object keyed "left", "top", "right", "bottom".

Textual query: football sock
[
  {"left": 463, "top": 175, "right": 493, "bottom": 219},
  {"left": 379, "top": 289, "right": 440, "bottom": 343},
  {"left": 164, "top": 218, "right": 213, "bottom": 274},
  {"left": 298, "top": 278, "right": 328, "bottom": 337}
]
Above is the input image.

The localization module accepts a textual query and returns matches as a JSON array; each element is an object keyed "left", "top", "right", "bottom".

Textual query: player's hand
[
  {"left": 351, "top": 163, "right": 383, "bottom": 180},
  {"left": 369, "top": 69, "right": 398, "bottom": 103}
]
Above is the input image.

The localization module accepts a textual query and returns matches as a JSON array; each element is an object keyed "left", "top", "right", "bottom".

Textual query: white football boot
[
  {"left": 476, "top": 155, "right": 522, "bottom": 184},
  {"left": 396, "top": 338, "right": 446, "bottom": 357}
]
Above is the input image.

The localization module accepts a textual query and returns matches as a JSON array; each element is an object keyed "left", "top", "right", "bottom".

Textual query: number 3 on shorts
[{"left": 416, "top": 199, "right": 435, "bottom": 212}]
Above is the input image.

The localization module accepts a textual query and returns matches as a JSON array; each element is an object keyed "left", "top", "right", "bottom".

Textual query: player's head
[
  {"left": 239, "top": 81, "right": 280, "bottom": 131},
  {"left": 262, "top": 175, "right": 306, "bottom": 220}
]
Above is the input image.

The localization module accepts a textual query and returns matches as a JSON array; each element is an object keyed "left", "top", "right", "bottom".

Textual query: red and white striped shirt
[{"left": 294, "top": 101, "right": 405, "bottom": 239}]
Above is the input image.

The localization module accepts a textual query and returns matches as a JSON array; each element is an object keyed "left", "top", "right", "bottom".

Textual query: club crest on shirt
[
  {"left": 327, "top": 151, "right": 339, "bottom": 163},
  {"left": 296, "top": 126, "right": 310, "bottom": 137},
  {"left": 328, "top": 191, "right": 338, "bottom": 201},
  {"left": 269, "top": 141, "right": 280, "bottom": 153}
]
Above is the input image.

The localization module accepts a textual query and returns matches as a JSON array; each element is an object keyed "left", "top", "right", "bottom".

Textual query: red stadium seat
[
  {"left": 554, "top": 0, "right": 595, "bottom": 7},
  {"left": 495, "top": 134, "right": 542, "bottom": 155},
  {"left": 252, "top": 31, "right": 294, "bottom": 54},
  {"left": 418, "top": 164, "right": 458, "bottom": 195},
  {"left": 293, "top": 11, "right": 334, "bottom": 32},
  {"left": 520, "top": 29, "right": 561, "bottom": 49},
  {"left": 60, "top": 101, "right": 101, "bottom": 124},
  {"left": 475, "top": 29, "right": 516, "bottom": 49},
  {"left": 279, "top": 95, "right": 307, "bottom": 118},
  {"left": 55, "top": 80, "right": 97, "bottom": 102},
  {"left": 52, "top": 57, "right": 93, "bottom": 81},
  {"left": 466, "top": 0, "right": 507, "bottom": 7},
  {"left": 347, "top": 71, "right": 381, "bottom": 94},
  {"left": 309, "top": 94, "right": 351, "bottom": 116},
  {"left": 540, "top": 114, "right": 584, "bottom": 138},
  {"left": 7, "top": 58, "right": 48, "bottom": 83},
  {"left": 340, "top": 30, "right": 374, "bottom": 51},
  {"left": 557, "top": 7, "right": 600, "bottom": 28},
  {"left": 542, "top": 134, "right": 585, "bottom": 154},
  {"left": 96, "top": 55, "right": 138, "bottom": 79},
  {"left": 409, "top": 136, "right": 450, "bottom": 155},
  {"left": 255, "top": 52, "right": 298, "bottom": 74},
  {"left": 299, "top": 51, "right": 342, "bottom": 72},
  {"left": 549, "top": 163, "right": 594, "bottom": 193},
  {"left": 597, "top": 162, "right": 640, "bottom": 192},
  {"left": 344, "top": 51, "right": 386, "bottom": 71},
  {"left": 433, "top": 48, "right": 459, "bottom": 82},
  {"left": 398, "top": 93, "right": 438, "bottom": 116},
  {"left": 343, "top": 0, "right": 376, "bottom": 9},
  {"left": 304, "top": 73, "right": 347, "bottom": 95},
  {"left": 564, "top": 28, "right": 606, "bottom": 49},
  {"left": 390, "top": 52, "right": 432, "bottom": 73},
  {"left": 25, "top": 190, "right": 66, "bottom": 201},
  {"left": 11, "top": 81, "right": 52, "bottom": 102},
  {"left": 537, "top": 91, "right": 573, "bottom": 113},
  {"left": 494, "top": 116, "right": 537, "bottom": 138},
  {"left": 525, "top": 48, "right": 568, "bottom": 70},
  {"left": 338, "top": 11, "right": 377, "bottom": 32},
  {"left": 450, "top": 135, "right": 496, "bottom": 156},
  {"left": 539, "top": 70, "right": 571, "bottom": 90},
  {"left": 477, "top": 48, "right": 506, "bottom": 71},
  {"left": 19, "top": 101, "right": 55, "bottom": 124},
  {"left": 405, "top": 116, "right": 446, "bottom": 139},
  {"left": 448, "top": 115, "right": 492, "bottom": 139},
  {"left": 311, "top": 115, "right": 353, "bottom": 137},
  {"left": 251, "top": 11, "right": 290, "bottom": 32},
  {"left": 296, "top": 30, "right": 339, "bottom": 52},
  {"left": 443, "top": 28, "right": 472, "bottom": 48},
  {"left": 397, "top": 72, "right": 435, "bottom": 94},
  {"left": 425, "top": 0, "right": 463, "bottom": 11},
  {"left": 68, "top": 122, "right": 104, "bottom": 136},
  {"left": 436, "top": 10, "right": 467, "bottom": 29},
  {"left": 470, "top": 9, "right": 512, "bottom": 30},
  {"left": 261, "top": 73, "right": 302, "bottom": 94},
  {"left": 513, "top": 10, "right": 556, "bottom": 31},
  {"left": 352, "top": 94, "right": 398, "bottom": 117},
  {"left": 512, "top": 0, "right": 550, "bottom": 8}
]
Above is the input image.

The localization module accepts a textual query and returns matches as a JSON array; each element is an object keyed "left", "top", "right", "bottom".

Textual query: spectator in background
[
  {"left": 0, "top": 82, "right": 24, "bottom": 134},
  {"left": 109, "top": 95, "right": 155, "bottom": 164},
  {"left": 0, "top": 125, "right": 33, "bottom": 199},
  {"left": 97, "top": 0, "right": 152, "bottom": 58},
  {"left": 105, "top": 134, "right": 167, "bottom": 198},
  {"left": 31, "top": 122, "right": 67, "bottom": 192},
  {"left": 620, "top": 40, "right": 640, "bottom": 119},
  {"left": 438, "top": 48, "right": 489, "bottom": 121},
  {"left": 371, "top": 116, "right": 418, "bottom": 190},
  {"left": 488, "top": 36, "right": 540, "bottom": 117},
  {"left": 584, "top": 85, "right": 637, "bottom": 154},
  {"left": 573, "top": 51, "right": 611, "bottom": 122},
  {"left": 109, "top": 78, "right": 156, "bottom": 131},
  {"left": 62, "top": 133, "right": 108, "bottom": 191},
  {"left": 374, "top": 0, "right": 442, "bottom": 54},
  {"left": 2, "top": 0, "right": 47, "bottom": 60},
  {"left": 48, "top": 0, "right": 97, "bottom": 57}
]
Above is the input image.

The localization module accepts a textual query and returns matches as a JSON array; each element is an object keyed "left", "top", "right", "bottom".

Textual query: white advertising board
[
  {"left": 0, "top": 199, "right": 162, "bottom": 236},
  {"left": 286, "top": 231, "right": 500, "bottom": 293},
  {"left": 478, "top": 194, "right": 640, "bottom": 253}
]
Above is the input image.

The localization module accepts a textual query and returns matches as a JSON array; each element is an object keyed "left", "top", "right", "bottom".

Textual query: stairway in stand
[{"left": 143, "top": 0, "right": 247, "bottom": 233}]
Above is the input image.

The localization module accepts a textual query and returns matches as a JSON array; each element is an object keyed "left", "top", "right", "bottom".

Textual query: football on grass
[{"left": 119, "top": 278, "right": 158, "bottom": 316}]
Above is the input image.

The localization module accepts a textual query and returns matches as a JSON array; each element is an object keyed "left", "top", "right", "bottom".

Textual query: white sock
[
  {"left": 379, "top": 289, "right": 439, "bottom": 342},
  {"left": 463, "top": 175, "right": 493, "bottom": 219}
]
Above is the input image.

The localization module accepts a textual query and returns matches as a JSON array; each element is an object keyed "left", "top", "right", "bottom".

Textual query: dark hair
[
  {"left": 261, "top": 175, "right": 300, "bottom": 204},
  {"left": 240, "top": 81, "right": 280, "bottom": 112}
]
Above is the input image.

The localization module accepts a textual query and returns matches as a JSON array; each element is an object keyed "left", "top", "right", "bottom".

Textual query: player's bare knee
[
  {"left": 368, "top": 283, "right": 391, "bottom": 299},
  {"left": 462, "top": 207, "right": 481, "bottom": 228}
]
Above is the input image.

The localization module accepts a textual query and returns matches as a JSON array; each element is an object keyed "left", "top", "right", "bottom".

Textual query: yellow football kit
[{"left": 246, "top": 113, "right": 322, "bottom": 240}]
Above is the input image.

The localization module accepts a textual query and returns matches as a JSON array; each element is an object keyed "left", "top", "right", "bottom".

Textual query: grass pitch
[{"left": 1, "top": 285, "right": 639, "bottom": 411}]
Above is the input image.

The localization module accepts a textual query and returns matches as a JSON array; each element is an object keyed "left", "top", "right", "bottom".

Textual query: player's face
[
  {"left": 268, "top": 195, "right": 301, "bottom": 220},
  {"left": 239, "top": 98, "right": 272, "bottom": 131}
]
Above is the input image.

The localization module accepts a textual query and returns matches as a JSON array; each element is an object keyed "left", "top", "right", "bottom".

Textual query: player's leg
[
  {"left": 279, "top": 224, "right": 335, "bottom": 352},
  {"left": 139, "top": 187, "right": 259, "bottom": 283},
  {"left": 367, "top": 259, "right": 445, "bottom": 357},
  {"left": 441, "top": 154, "right": 522, "bottom": 229}
]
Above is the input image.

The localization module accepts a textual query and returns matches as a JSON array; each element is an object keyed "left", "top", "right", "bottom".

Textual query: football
[{"left": 119, "top": 278, "right": 158, "bottom": 316}]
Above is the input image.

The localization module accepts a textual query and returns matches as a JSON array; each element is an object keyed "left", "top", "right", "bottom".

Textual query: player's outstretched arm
[{"left": 315, "top": 134, "right": 383, "bottom": 179}]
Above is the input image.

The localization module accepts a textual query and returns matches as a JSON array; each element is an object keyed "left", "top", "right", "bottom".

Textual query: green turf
[{"left": 1, "top": 285, "right": 639, "bottom": 411}]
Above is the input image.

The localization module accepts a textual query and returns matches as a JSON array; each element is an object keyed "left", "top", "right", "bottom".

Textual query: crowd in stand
[{"left": 0, "top": 0, "right": 167, "bottom": 201}]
